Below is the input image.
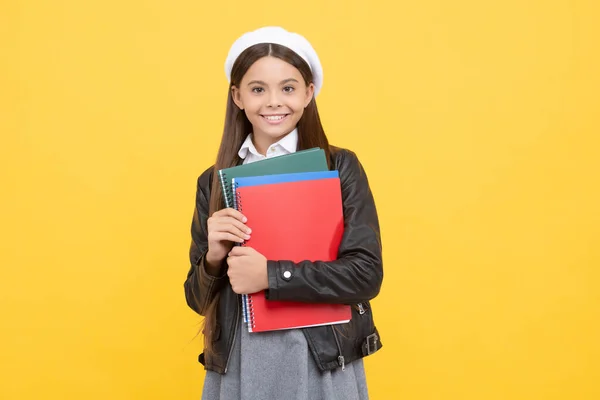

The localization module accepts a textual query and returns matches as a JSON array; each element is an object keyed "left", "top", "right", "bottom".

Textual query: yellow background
[{"left": 2, "top": 0, "right": 599, "bottom": 398}]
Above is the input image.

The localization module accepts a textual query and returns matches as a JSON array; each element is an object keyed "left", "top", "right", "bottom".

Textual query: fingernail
[
  {"left": 243, "top": 216, "right": 248, "bottom": 222},
  {"left": 246, "top": 228, "right": 252, "bottom": 234},
  {"left": 244, "top": 234, "right": 251, "bottom": 240}
]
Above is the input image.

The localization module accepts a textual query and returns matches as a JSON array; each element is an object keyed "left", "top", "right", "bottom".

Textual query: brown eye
[
  {"left": 283, "top": 86, "right": 295, "bottom": 93},
  {"left": 252, "top": 87, "right": 264, "bottom": 93}
]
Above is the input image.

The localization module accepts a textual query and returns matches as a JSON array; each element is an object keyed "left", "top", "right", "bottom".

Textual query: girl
[{"left": 184, "top": 26, "right": 383, "bottom": 400}]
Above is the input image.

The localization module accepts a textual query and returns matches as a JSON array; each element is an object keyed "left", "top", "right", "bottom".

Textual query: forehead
[{"left": 242, "top": 56, "right": 303, "bottom": 82}]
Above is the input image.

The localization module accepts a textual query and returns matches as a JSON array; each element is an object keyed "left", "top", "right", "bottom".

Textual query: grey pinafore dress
[{"left": 201, "top": 314, "right": 369, "bottom": 400}]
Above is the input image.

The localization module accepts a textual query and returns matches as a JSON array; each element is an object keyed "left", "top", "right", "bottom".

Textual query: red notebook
[{"left": 233, "top": 171, "right": 351, "bottom": 333}]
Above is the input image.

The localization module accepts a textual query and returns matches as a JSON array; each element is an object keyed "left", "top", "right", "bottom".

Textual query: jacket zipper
[
  {"left": 223, "top": 295, "right": 241, "bottom": 373},
  {"left": 357, "top": 302, "right": 365, "bottom": 315},
  {"left": 330, "top": 325, "right": 345, "bottom": 371}
]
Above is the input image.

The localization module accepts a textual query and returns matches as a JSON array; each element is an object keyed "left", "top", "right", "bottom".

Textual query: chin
[
  {"left": 251, "top": 120, "right": 297, "bottom": 137},
  {"left": 263, "top": 125, "right": 296, "bottom": 138}
]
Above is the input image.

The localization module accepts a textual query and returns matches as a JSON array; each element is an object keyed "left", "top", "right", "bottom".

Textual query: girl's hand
[
  {"left": 206, "top": 208, "right": 251, "bottom": 269},
  {"left": 227, "top": 246, "right": 268, "bottom": 294}
]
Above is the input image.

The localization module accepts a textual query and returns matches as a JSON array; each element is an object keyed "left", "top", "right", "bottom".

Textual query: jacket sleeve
[
  {"left": 265, "top": 150, "right": 383, "bottom": 305},
  {"left": 183, "top": 171, "right": 227, "bottom": 316}
]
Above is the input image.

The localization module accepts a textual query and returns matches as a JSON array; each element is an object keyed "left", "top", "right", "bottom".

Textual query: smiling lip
[{"left": 261, "top": 114, "right": 289, "bottom": 125}]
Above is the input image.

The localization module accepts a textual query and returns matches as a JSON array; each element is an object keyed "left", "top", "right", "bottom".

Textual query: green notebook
[{"left": 218, "top": 147, "right": 329, "bottom": 208}]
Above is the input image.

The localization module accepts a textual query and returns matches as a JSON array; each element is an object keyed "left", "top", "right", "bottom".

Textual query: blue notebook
[{"left": 233, "top": 170, "right": 339, "bottom": 188}]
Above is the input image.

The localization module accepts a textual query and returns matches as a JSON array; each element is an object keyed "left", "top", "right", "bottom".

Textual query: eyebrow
[{"left": 247, "top": 78, "right": 299, "bottom": 86}]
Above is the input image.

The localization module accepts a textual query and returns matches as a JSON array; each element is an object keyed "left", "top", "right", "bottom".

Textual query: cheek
[
  {"left": 240, "top": 94, "right": 261, "bottom": 110},
  {"left": 290, "top": 96, "right": 308, "bottom": 111}
]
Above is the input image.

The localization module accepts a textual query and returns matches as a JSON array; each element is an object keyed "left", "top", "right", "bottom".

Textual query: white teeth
[{"left": 264, "top": 115, "right": 285, "bottom": 121}]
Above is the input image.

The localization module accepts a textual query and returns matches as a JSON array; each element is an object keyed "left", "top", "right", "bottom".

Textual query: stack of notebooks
[{"left": 218, "top": 148, "right": 351, "bottom": 333}]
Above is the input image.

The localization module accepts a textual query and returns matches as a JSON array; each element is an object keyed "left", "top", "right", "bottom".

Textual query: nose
[{"left": 267, "top": 91, "right": 282, "bottom": 108}]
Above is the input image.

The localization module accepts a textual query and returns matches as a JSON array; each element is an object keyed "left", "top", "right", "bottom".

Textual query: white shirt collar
[{"left": 238, "top": 128, "right": 298, "bottom": 161}]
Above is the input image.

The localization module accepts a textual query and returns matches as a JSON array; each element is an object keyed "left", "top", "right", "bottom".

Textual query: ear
[
  {"left": 304, "top": 83, "right": 315, "bottom": 108},
  {"left": 231, "top": 86, "right": 244, "bottom": 110}
]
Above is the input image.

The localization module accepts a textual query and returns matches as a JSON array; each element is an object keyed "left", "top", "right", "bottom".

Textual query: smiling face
[{"left": 231, "top": 56, "right": 315, "bottom": 154}]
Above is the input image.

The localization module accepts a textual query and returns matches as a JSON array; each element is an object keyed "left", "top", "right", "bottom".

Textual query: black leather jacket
[{"left": 184, "top": 146, "right": 383, "bottom": 374}]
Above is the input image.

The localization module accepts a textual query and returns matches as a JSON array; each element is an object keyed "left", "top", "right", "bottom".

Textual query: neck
[{"left": 252, "top": 131, "right": 291, "bottom": 155}]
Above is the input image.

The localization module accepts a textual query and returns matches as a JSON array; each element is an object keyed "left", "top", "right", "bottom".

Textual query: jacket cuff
[
  {"left": 198, "top": 252, "right": 227, "bottom": 283},
  {"left": 266, "top": 260, "right": 296, "bottom": 300},
  {"left": 266, "top": 260, "right": 280, "bottom": 300}
]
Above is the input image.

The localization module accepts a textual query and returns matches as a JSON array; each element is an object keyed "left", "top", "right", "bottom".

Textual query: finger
[
  {"left": 211, "top": 221, "right": 251, "bottom": 241},
  {"left": 227, "top": 255, "right": 240, "bottom": 269},
  {"left": 213, "top": 216, "right": 251, "bottom": 235},
  {"left": 210, "top": 231, "right": 246, "bottom": 244},
  {"left": 213, "top": 207, "right": 247, "bottom": 223},
  {"left": 229, "top": 246, "right": 254, "bottom": 257},
  {"left": 231, "top": 284, "right": 243, "bottom": 295},
  {"left": 227, "top": 267, "right": 236, "bottom": 282}
]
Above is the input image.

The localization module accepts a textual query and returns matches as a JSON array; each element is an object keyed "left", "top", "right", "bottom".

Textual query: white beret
[{"left": 224, "top": 26, "right": 323, "bottom": 96}]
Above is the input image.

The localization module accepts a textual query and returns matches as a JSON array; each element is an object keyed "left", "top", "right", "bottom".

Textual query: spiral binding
[
  {"left": 233, "top": 190, "right": 247, "bottom": 247},
  {"left": 218, "top": 170, "right": 234, "bottom": 208},
  {"left": 247, "top": 295, "right": 256, "bottom": 332},
  {"left": 233, "top": 180, "right": 250, "bottom": 324}
]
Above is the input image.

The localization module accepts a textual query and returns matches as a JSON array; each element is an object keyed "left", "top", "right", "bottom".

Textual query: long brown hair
[{"left": 201, "top": 43, "right": 332, "bottom": 355}]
